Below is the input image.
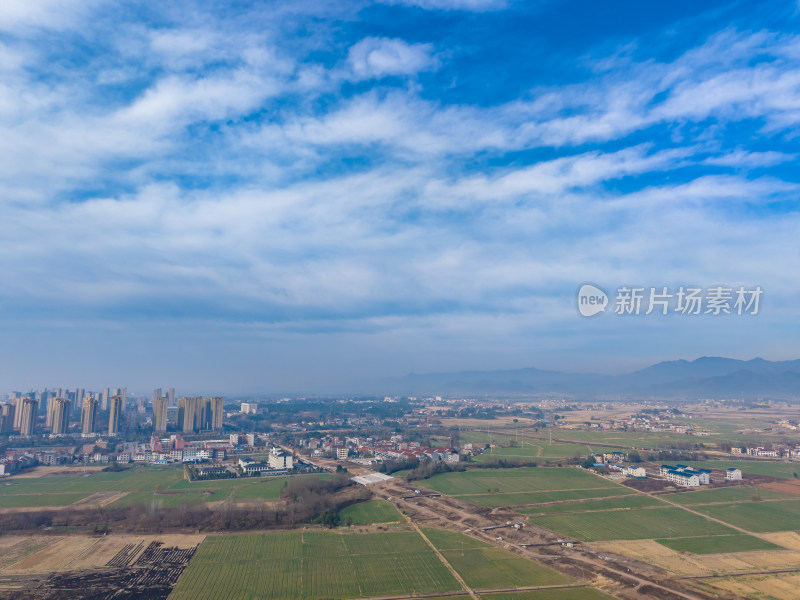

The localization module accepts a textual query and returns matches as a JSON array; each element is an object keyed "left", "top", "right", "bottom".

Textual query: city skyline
[{"left": 1, "top": 1, "right": 798, "bottom": 393}]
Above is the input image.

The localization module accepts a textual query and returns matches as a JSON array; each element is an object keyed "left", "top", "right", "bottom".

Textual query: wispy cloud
[
  {"left": 378, "top": 0, "right": 508, "bottom": 11},
  {"left": 1, "top": 2, "right": 799, "bottom": 390},
  {"left": 347, "top": 37, "right": 438, "bottom": 79}
]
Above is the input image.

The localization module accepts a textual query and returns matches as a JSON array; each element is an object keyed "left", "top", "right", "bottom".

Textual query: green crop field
[
  {"left": 518, "top": 494, "right": 666, "bottom": 514},
  {"left": 171, "top": 530, "right": 459, "bottom": 600},
  {"left": 484, "top": 588, "right": 617, "bottom": 600},
  {"left": 443, "top": 547, "right": 571, "bottom": 589},
  {"left": 527, "top": 507, "right": 737, "bottom": 542},
  {"left": 457, "top": 487, "right": 632, "bottom": 508},
  {"left": 339, "top": 499, "right": 403, "bottom": 524},
  {"left": 422, "top": 527, "right": 492, "bottom": 550},
  {"left": 0, "top": 466, "right": 185, "bottom": 497},
  {"left": 0, "top": 465, "right": 331, "bottom": 509},
  {"left": 0, "top": 491, "right": 93, "bottom": 508},
  {"left": 692, "top": 500, "right": 800, "bottom": 532},
  {"left": 473, "top": 443, "right": 593, "bottom": 463},
  {"left": 655, "top": 534, "right": 782, "bottom": 554},
  {"left": 665, "top": 486, "right": 793, "bottom": 505},
  {"left": 459, "top": 431, "right": 517, "bottom": 446},
  {"left": 423, "top": 467, "right": 620, "bottom": 496},
  {"left": 528, "top": 429, "right": 704, "bottom": 450},
  {"left": 421, "top": 527, "right": 572, "bottom": 589}
]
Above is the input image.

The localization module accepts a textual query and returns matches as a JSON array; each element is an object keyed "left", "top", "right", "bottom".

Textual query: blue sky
[{"left": 1, "top": 0, "right": 798, "bottom": 394}]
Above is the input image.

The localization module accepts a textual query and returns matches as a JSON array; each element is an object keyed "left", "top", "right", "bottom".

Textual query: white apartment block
[{"left": 725, "top": 468, "right": 742, "bottom": 480}]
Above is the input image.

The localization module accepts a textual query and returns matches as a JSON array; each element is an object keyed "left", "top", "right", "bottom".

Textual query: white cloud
[
  {"left": 0, "top": 0, "right": 101, "bottom": 32},
  {"left": 347, "top": 37, "right": 438, "bottom": 80},
  {"left": 2, "top": 5, "right": 800, "bottom": 390},
  {"left": 702, "top": 150, "right": 796, "bottom": 167},
  {"left": 379, "top": 0, "right": 508, "bottom": 11}
]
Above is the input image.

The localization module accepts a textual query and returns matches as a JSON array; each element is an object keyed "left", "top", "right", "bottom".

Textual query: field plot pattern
[
  {"left": 527, "top": 507, "right": 737, "bottom": 542},
  {"left": 339, "top": 499, "right": 403, "bottom": 524},
  {"left": 691, "top": 499, "right": 800, "bottom": 532},
  {"left": 421, "top": 527, "right": 573, "bottom": 590},
  {"left": 655, "top": 535, "right": 780, "bottom": 554},
  {"left": 0, "top": 466, "right": 331, "bottom": 511},
  {"left": 170, "top": 530, "right": 460, "bottom": 600},
  {"left": 0, "top": 536, "right": 201, "bottom": 600},
  {"left": 518, "top": 495, "right": 666, "bottom": 515},
  {"left": 422, "top": 467, "right": 630, "bottom": 508}
]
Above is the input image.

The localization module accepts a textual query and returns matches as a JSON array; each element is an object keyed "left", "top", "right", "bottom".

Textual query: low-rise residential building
[
  {"left": 725, "top": 467, "right": 742, "bottom": 480},
  {"left": 623, "top": 465, "right": 646, "bottom": 478},
  {"left": 242, "top": 461, "right": 271, "bottom": 475},
  {"left": 660, "top": 464, "right": 711, "bottom": 487},
  {"left": 197, "top": 465, "right": 230, "bottom": 477}
]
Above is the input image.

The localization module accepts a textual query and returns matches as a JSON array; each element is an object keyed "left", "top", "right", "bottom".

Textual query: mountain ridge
[{"left": 378, "top": 357, "right": 800, "bottom": 398}]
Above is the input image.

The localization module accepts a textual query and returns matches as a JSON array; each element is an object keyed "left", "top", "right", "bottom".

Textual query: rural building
[
  {"left": 268, "top": 447, "right": 293, "bottom": 470},
  {"left": 660, "top": 464, "right": 711, "bottom": 487},
  {"left": 623, "top": 465, "right": 646, "bottom": 478},
  {"left": 242, "top": 461, "right": 271, "bottom": 475},
  {"left": 197, "top": 465, "right": 230, "bottom": 477},
  {"left": 725, "top": 468, "right": 742, "bottom": 480}
]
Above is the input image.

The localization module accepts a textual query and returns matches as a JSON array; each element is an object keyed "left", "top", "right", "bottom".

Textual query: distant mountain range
[{"left": 380, "top": 357, "right": 800, "bottom": 399}]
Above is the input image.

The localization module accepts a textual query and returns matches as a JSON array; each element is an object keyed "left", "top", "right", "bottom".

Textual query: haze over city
[{"left": 2, "top": 0, "right": 799, "bottom": 393}]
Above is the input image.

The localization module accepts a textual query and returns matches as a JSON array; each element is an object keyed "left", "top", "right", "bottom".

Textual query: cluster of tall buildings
[
  {"left": 178, "top": 396, "right": 224, "bottom": 433},
  {"left": 1, "top": 387, "right": 223, "bottom": 438}
]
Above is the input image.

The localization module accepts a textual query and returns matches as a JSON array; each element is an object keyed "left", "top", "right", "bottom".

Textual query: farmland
[
  {"left": 518, "top": 494, "right": 666, "bottom": 514},
  {"left": 483, "top": 589, "right": 616, "bottom": 600},
  {"left": 422, "top": 467, "right": 621, "bottom": 495},
  {"left": 527, "top": 507, "right": 737, "bottom": 542},
  {"left": 0, "top": 534, "right": 203, "bottom": 599},
  {"left": 339, "top": 499, "right": 403, "bottom": 524},
  {"left": 456, "top": 487, "right": 632, "bottom": 508},
  {"left": 655, "top": 534, "right": 781, "bottom": 554},
  {"left": 472, "top": 442, "right": 593, "bottom": 463},
  {"left": 692, "top": 499, "right": 800, "bottom": 532},
  {"left": 421, "top": 527, "right": 572, "bottom": 589},
  {"left": 170, "top": 530, "right": 460, "bottom": 600},
  {"left": 0, "top": 465, "right": 329, "bottom": 510},
  {"left": 665, "top": 486, "right": 793, "bottom": 505},
  {"left": 421, "top": 466, "right": 632, "bottom": 508}
]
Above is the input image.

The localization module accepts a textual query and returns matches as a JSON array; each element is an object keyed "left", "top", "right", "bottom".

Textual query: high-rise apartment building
[
  {"left": 19, "top": 398, "right": 38, "bottom": 436},
  {"left": 108, "top": 394, "right": 123, "bottom": 435},
  {"left": 81, "top": 395, "right": 98, "bottom": 435},
  {"left": 100, "top": 387, "right": 110, "bottom": 411},
  {"left": 51, "top": 398, "right": 71, "bottom": 435},
  {"left": 0, "top": 403, "right": 15, "bottom": 433},
  {"left": 115, "top": 388, "right": 127, "bottom": 405},
  {"left": 46, "top": 395, "right": 57, "bottom": 428},
  {"left": 166, "top": 387, "right": 175, "bottom": 407},
  {"left": 153, "top": 396, "right": 169, "bottom": 432},
  {"left": 208, "top": 397, "right": 224, "bottom": 430},
  {"left": 13, "top": 395, "right": 24, "bottom": 430},
  {"left": 178, "top": 397, "right": 224, "bottom": 433},
  {"left": 178, "top": 397, "right": 199, "bottom": 433}
]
